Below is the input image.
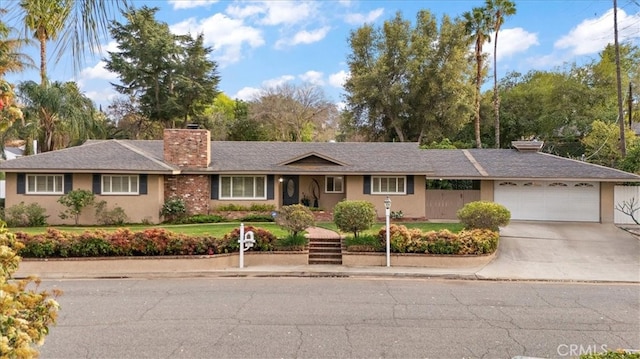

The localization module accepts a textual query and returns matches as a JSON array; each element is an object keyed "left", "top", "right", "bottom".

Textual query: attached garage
[{"left": 493, "top": 180, "right": 600, "bottom": 222}]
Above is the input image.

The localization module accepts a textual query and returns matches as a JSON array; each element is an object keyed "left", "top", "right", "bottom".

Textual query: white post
[
  {"left": 384, "top": 197, "right": 391, "bottom": 267},
  {"left": 239, "top": 223, "right": 245, "bottom": 269}
]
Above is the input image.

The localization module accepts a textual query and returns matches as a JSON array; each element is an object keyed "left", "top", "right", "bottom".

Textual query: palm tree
[
  {"left": 463, "top": 7, "right": 492, "bottom": 149},
  {"left": 18, "top": 0, "right": 129, "bottom": 80},
  {"left": 486, "top": 0, "right": 516, "bottom": 148},
  {"left": 18, "top": 80, "right": 101, "bottom": 152},
  {"left": 0, "top": 9, "right": 34, "bottom": 77},
  {"left": 20, "top": 0, "right": 72, "bottom": 84}
]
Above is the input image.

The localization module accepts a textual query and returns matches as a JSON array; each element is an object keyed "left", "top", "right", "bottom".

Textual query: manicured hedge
[
  {"left": 15, "top": 226, "right": 293, "bottom": 258},
  {"left": 344, "top": 224, "right": 498, "bottom": 255}
]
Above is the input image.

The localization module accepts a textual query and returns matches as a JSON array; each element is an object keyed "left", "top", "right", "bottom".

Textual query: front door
[{"left": 282, "top": 175, "right": 299, "bottom": 205}]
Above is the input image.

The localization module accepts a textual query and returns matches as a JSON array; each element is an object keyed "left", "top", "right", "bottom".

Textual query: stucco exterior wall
[
  {"left": 600, "top": 182, "right": 615, "bottom": 223},
  {"left": 298, "top": 175, "right": 346, "bottom": 210},
  {"left": 344, "top": 175, "right": 427, "bottom": 218},
  {"left": 4, "top": 173, "right": 164, "bottom": 225}
]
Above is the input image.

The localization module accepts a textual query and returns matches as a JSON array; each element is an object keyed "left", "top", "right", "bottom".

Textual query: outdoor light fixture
[
  {"left": 279, "top": 177, "right": 284, "bottom": 183},
  {"left": 384, "top": 196, "right": 391, "bottom": 267}
]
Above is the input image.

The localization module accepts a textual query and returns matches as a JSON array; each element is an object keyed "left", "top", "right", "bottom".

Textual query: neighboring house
[
  {"left": 0, "top": 128, "right": 639, "bottom": 225},
  {"left": 2, "top": 146, "right": 24, "bottom": 160}
]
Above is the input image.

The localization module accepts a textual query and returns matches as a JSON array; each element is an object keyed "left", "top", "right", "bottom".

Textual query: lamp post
[{"left": 384, "top": 196, "right": 391, "bottom": 267}]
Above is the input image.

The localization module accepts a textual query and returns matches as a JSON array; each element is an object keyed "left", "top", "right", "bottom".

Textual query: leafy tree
[
  {"left": 582, "top": 119, "right": 637, "bottom": 168},
  {"left": 249, "top": 83, "right": 337, "bottom": 142},
  {"left": 105, "top": 96, "right": 162, "bottom": 139},
  {"left": 105, "top": 6, "right": 220, "bottom": 128},
  {"left": 0, "top": 222, "right": 61, "bottom": 357},
  {"left": 275, "top": 204, "right": 315, "bottom": 237},
  {"left": 18, "top": 80, "right": 100, "bottom": 152},
  {"left": 343, "top": 10, "right": 473, "bottom": 144},
  {"left": 457, "top": 201, "right": 510, "bottom": 231},
  {"left": 463, "top": 6, "right": 492, "bottom": 148},
  {"left": 333, "top": 200, "right": 376, "bottom": 239},
  {"left": 58, "top": 189, "right": 96, "bottom": 225},
  {"left": 485, "top": 0, "right": 516, "bottom": 148},
  {"left": 0, "top": 9, "right": 33, "bottom": 77}
]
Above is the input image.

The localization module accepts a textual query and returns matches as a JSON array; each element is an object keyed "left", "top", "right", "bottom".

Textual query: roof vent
[{"left": 511, "top": 140, "right": 544, "bottom": 152}]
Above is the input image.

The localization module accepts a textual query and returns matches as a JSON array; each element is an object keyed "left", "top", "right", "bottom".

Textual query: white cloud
[
  {"left": 485, "top": 28, "right": 539, "bottom": 61},
  {"left": 300, "top": 70, "right": 324, "bottom": 85},
  {"left": 76, "top": 61, "right": 118, "bottom": 88},
  {"left": 168, "top": 0, "right": 219, "bottom": 10},
  {"left": 259, "top": 1, "right": 317, "bottom": 26},
  {"left": 83, "top": 88, "right": 119, "bottom": 107},
  {"left": 262, "top": 75, "right": 295, "bottom": 88},
  {"left": 276, "top": 26, "right": 330, "bottom": 48},
  {"left": 329, "top": 70, "right": 349, "bottom": 88},
  {"left": 234, "top": 86, "right": 261, "bottom": 101},
  {"left": 171, "top": 14, "right": 264, "bottom": 66},
  {"left": 555, "top": 8, "right": 640, "bottom": 56},
  {"left": 226, "top": 4, "right": 264, "bottom": 19},
  {"left": 344, "top": 8, "right": 384, "bottom": 25}
]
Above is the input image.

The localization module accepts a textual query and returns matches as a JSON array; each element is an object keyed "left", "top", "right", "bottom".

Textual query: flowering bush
[{"left": 15, "top": 226, "right": 285, "bottom": 258}]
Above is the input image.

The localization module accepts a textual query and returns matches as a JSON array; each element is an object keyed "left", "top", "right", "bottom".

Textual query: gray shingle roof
[
  {"left": 0, "top": 140, "right": 177, "bottom": 173},
  {"left": 1, "top": 139, "right": 638, "bottom": 181}
]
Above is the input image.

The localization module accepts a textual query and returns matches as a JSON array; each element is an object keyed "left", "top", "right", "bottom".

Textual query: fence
[{"left": 614, "top": 185, "right": 640, "bottom": 224}]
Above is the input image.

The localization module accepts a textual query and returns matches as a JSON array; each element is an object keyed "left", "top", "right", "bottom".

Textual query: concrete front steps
[{"left": 308, "top": 237, "right": 343, "bottom": 265}]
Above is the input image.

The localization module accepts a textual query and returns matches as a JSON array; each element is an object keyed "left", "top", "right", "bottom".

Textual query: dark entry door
[{"left": 282, "top": 175, "right": 299, "bottom": 205}]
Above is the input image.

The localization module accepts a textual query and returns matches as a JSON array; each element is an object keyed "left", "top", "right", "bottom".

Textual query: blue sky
[{"left": 7, "top": 0, "right": 640, "bottom": 110}]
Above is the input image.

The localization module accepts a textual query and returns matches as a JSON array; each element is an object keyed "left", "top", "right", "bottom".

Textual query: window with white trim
[
  {"left": 27, "top": 174, "right": 63, "bottom": 194},
  {"left": 372, "top": 176, "right": 405, "bottom": 194},
  {"left": 102, "top": 175, "right": 139, "bottom": 194},
  {"left": 220, "top": 176, "right": 266, "bottom": 199},
  {"left": 325, "top": 176, "right": 343, "bottom": 193}
]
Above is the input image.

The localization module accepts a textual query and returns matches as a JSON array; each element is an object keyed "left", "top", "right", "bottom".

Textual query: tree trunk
[
  {"left": 39, "top": 31, "right": 47, "bottom": 85},
  {"left": 493, "top": 29, "right": 500, "bottom": 148},
  {"left": 475, "top": 42, "right": 483, "bottom": 149}
]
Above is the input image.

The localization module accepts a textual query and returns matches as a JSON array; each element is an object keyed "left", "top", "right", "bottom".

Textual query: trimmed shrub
[
  {"left": 344, "top": 234, "right": 382, "bottom": 252},
  {"left": 173, "top": 214, "right": 224, "bottom": 224},
  {"left": 222, "top": 225, "right": 278, "bottom": 252},
  {"left": 456, "top": 201, "right": 510, "bottom": 230},
  {"left": 333, "top": 200, "right": 376, "bottom": 238},
  {"left": 5, "top": 202, "right": 48, "bottom": 227},
  {"left": 276, "top": 204, "right": 315, "bottom": 237},
  {"left": 456, "top": 229, "right": 499, "bottom": 254},
  {"left": 161, "top": 198, "right": 187, "bottom": 222},
  {"left": 275, "top": 233, "right": 308, "bottom": 251},
  {"left": 580, "top": 350, "right": 640, "bottom": 359},
  {"left": 94, "top": 201, "right": 128, "bottom": 225}
]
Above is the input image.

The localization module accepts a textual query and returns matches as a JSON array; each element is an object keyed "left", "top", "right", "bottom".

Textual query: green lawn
[
  {"left": 9, "top": 222, "right": 290, "bottom": 238},
  {"left": 9, "top": 221, "right": 462, "bottom": 238}
]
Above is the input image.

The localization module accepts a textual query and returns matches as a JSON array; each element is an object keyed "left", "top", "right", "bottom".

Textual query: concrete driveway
[{"left": 477, "top": 221, "right": 640, "bottom": 282}]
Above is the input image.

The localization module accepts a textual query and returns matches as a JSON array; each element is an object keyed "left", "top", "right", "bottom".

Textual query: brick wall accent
[
  {"left": 165, "top": 175, "right": 211, "bottom": 215},
  {"left": 163, "top": 129, "right": 211, "bottom": 168}
]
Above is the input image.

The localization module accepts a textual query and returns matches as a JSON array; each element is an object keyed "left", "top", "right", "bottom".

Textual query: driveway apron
[{"left": 477, "top": 221, "right": 640, "bottom": 282}]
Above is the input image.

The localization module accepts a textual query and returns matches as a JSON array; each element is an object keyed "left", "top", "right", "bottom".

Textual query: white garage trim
[{"left": 494, "top": 180, "right": 600, "bottom": 222}]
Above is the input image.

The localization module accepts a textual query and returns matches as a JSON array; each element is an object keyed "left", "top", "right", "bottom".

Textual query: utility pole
[
  {"left": 630, "top": 83, "right": 634, "bottom": 128},
  {"left": 614, "top": 0, "right": 626, "bottom": 156}
]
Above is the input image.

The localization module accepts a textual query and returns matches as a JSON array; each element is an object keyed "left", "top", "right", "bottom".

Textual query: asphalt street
[{"left": 38, "top": 277, "right": 639, "bottom": 359}]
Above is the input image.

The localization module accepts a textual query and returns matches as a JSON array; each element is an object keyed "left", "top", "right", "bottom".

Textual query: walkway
[{"left": 304, "top": 226, "right": 342, "bottom": 240}]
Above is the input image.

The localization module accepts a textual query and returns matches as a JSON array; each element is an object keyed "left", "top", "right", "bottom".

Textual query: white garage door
[{"left": 494, "top": 181, "right": 600, "bottom": 222}]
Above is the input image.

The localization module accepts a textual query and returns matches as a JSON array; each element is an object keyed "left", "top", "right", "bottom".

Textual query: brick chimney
[{"left": 163, "top": 129, "right": 211, "bottom": 168}]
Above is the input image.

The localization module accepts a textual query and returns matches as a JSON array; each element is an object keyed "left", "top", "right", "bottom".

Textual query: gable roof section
[
  {"left": 0, "top": 140, "right": 178, "bottom": 174},
  {"left": 209, "top": 141, "right": 433, "bottom": 175},
  {"left": 278, "top": 151, "right": 347, "bottom": 167}
]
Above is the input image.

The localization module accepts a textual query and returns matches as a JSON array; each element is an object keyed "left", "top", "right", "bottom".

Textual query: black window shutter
[
  {"left": 92, "top": 174, "right": 101, "bottom": 194},
  {"left": 139, "top": 174, "right": 148, "bottom": 195},
  {"left": 17, "top": 173, "right": 25, "bottom": 194},
  {"left": 267, "top": 175, "right": 274, "bottom": 200},
  {"left": 211, "top": 175, "right": 219, "bottom": 199},
  {"left": 363, "top": 175, "right": 371, "bottom": 194},
  {"left": 64, "top": 173, "right": 73, "bottom": 194},
  {"left": 407, "top": 175, "right": 414, "bottom": 194}
]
